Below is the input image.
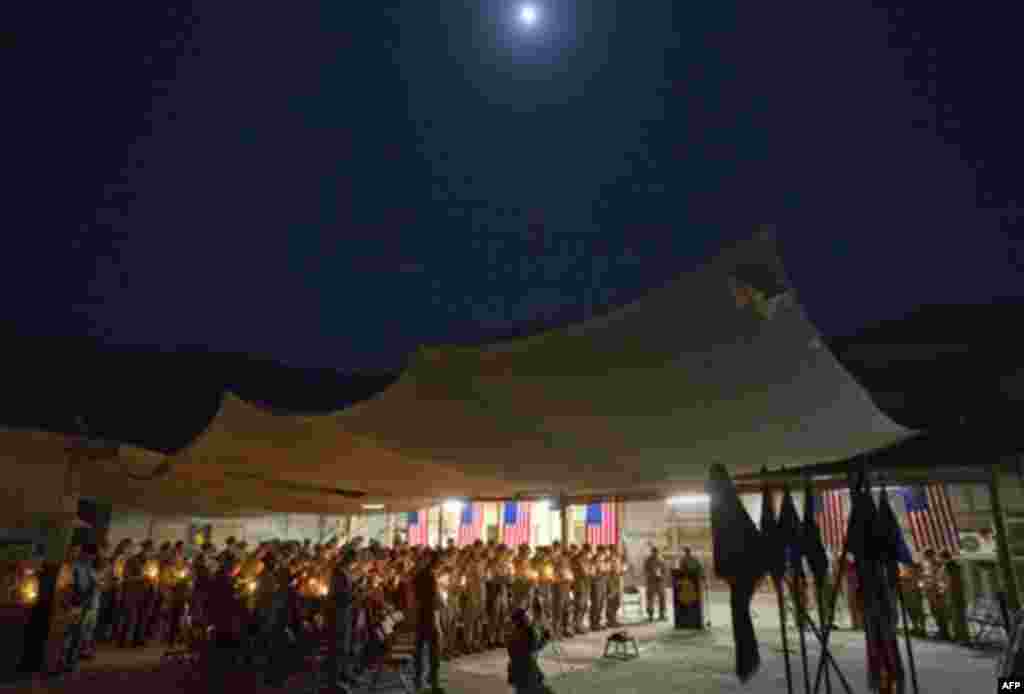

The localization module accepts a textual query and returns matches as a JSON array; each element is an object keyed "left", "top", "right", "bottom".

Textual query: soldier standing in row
[
  {"left": 487, "top": 546, "right": 512, "bottom": 648},
  {"left": 464, "top": 544, "right": 488, "bottom": 653},
  {"left": 116, "top": 541, "right": 151, "bottom": 647},
  {"left": 942, "top": 549, "right": 969, "bottom": 643},
  {"left": 590, "top": 547, "right": 609, "bottom": 631},
  {"left": 550, "top": 543, "right": 571, "bottom": 638},
  {"left": 571, "top": 546, "right": 591, "bottom": 634},
  {"left": 605, "top": 548, "right": 624, "bottom": 629},
  {"left": 531, "top": 547, "right": 553, "bottom": 634},
  {"left": 922, "top": 548, "right": 950, "bottom": 640},
  {"left": 511, "top": 546, "right": 535, "bottom": 615},
  {"left": 644, "top": 546, "right": 667, "bottom": 622},
  {"left": 899, "top": 563, "right": 927, "bottom": 637}
]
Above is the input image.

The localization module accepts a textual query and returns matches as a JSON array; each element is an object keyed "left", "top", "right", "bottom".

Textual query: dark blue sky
[{"left": 7, "top": 1, "right": 1021, "bottom": 372}]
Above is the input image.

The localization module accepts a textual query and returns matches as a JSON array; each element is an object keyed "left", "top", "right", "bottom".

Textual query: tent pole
[{"left": 989, "top": 464, "right": 1020, "bottom": 612}]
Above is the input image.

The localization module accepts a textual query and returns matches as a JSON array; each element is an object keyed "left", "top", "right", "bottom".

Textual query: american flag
[
  {"left": 585, "top": 501, "right": 619, "bottom": 546},
  {"left": 407, "top": 510, "right": 429, "bottom": 547},
  {"left": 900, "top": 484, "right": 960, "bottom": 555},
  {"left": 503, "top": 502, "right": 532, "bottom": 546},
  {"left": 457, "top": 502, "right": 485, "bottom": 546},
  {"left": 814, "top": 489, "right": 848, "bottom": 554}
]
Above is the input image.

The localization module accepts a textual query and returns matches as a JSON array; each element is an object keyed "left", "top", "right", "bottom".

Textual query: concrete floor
[{"left": 2, "top": 591, "right": 999, "bottom": 694}]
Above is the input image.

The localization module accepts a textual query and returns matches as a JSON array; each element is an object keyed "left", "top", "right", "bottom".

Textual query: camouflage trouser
[
  {"left": 464, "top": 593, "right": 485, "bottom": 648},
  {"left": 646, "top": 582, "right": 666, "bottom": 619},
  {"left": 440, "top": 597, "right": 457, "bottom": 653},
  {"left": 590, "top": 579, "right": 607, "bottom": 629},
  {"left": 606, "top": 588, "right": 622, "bottom": 626},
  {"left": 551, "top": 584, "right": 570, "bottom": 635},
  {"left": 533, "top": 584, "right": 552, "bottom": 631},
  {"left": 573, "top": 581, "right": 591, "bottom": 632},
  {"left": 487, "top": 583, "right": 509, "bottom": 644},
  {"left": 926, "top": 592, "right": 950, "bottom": 640}
]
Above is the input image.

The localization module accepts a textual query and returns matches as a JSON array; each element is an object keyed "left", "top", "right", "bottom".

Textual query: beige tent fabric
[{"left": 2, "top": 232, "right": 911, "bottom": 517}]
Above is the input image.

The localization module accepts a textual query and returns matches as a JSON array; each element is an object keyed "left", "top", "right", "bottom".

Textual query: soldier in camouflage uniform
[
  {"left": 511, "top": 546, "right": 535, "bottom": 614},
  {"left": 922, "top": 548, "right": 950, "bottom": 640},
  {"left": 606, "top": 547, "right": 625, "bottom": 629},
  {"left": 572, "top": 545, "right": 592, "bottom": 633},
  {"left": 531, "top": 547, "right": 553, "bottom": 633},
  {"left": 941, "top": 549, "right": 969, "bottom": 643},
  {"left": 550, "top": 542, "right": 572, "bottom": 639},
  {"left": 590, "top": 546, "right": 609, "bottom": 631},
  {"left": 643, "top": 546, "right": 667, "bottom": 622},
  {"left": 463, "top": 544, "right": 488, "bottom": 653},
  {"left": 899, "top": 563, "right": 927, "bottom": 637},
  {"left": 486, "top": 545, "right": 512, "bottom": 647}
]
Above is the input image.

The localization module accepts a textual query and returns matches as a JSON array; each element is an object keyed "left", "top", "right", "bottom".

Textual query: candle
[
  {"left": 20, "top": 575, "right": 39, "bottom": 605},
  {"left": 144, "top": 560, "right": 159, "bottom": 581},
  {"left": 542, "top": 565, "right": 555, "bottom": 582},
  {"left": 246, "top": 579, "right": 258, "bottom": 594}
]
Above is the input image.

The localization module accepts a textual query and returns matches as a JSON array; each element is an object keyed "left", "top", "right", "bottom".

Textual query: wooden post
[
  {"left": 560, "top": 494, "right": 570, "bottom": 545},
  {"left": 989, "top": 465, "right": 1020, "bottom": 612},
  {"left": 615, "top": 497, "right": 624, "bottom": 546}
]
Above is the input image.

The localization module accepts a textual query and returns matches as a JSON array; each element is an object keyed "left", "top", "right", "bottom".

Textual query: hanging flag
[
  {"left": 585, "top": 501, "right": 619, "bottom": 546},
  {"left": 503, "top": 502, "right": 532, "bottom": 546},
  {"left": 407, "top": 510, "right": 429, "bottom": 547},
  {"left": 778, "top": 487, "right": 804, "bottom": 573},
  {"left": 900, "top": 485, "right": 960, "bottom": 555},
  {"left": 869, "top": 487, "right": 908, "bottom": 694},
  {"left": 803, "top": 485, "right": 830, "bottom": 588},
  {"left": 708, "top": 464, "right": 767, "bottom": 683},
  {"left": 457, "top": 502, "right": 485, "bottom": 546},
  {"left": 760, "top": 487, "right": 784, "bottom": 583},
  {"left": 816, "top": 489, "right": 848, "bottom": 554}
]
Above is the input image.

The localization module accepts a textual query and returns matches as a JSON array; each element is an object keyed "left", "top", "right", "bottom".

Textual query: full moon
[{"left": 519, "top": 5, "right": 538, "bottom": 26}]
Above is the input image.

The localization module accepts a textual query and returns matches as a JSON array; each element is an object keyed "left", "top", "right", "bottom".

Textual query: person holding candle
[
  {"left": 606, "top": 548, "right": 625, "bottom": 629},
  {"left": 550, "top": 543, "right": 571, "bottom": 639},
  {"left": 486, "top": 545, "right": 511, "bottom": 648},
  {"left": 464, "top": 544, "right": 488, "bottom": 654},
  {"left": 119, "top": 540, "right": 153, "bottom": 648},
  {"left": 413, "top": 551, "right": 444, "bottom": 694},
  {"left": 326, "top": 548, "right": 358, "bottom": 693},
  {"left": 511, "top": 546, "right": 535, "bottom": 617},
  {"left": 571, "top": 546, "right": 591, "bottom": 634},
  {"left": 590, "top": 547, "right": 609, "bottom": 631}
]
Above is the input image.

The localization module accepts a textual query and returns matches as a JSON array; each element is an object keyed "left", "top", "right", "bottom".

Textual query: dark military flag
[
  {"left": 803, "top": 484, "right": 831, "bottom": 589},
  {"left": 778, "top": 487, "right": 804, "bottom": 574},
  {"left": 761, "top": 487, "right": 784, "bottom": 583},
  {"left": 708, "top": 464, "right": 767, "bottom": 682}
]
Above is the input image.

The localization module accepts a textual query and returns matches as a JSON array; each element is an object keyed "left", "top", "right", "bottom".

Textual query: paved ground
[{"left": 2, "top": 591, "right": 999, "bottom": 694}]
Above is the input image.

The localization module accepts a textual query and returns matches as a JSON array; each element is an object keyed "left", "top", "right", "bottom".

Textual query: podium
[{"left": 671, "top": 569, "right": 704, "bottom": 630}]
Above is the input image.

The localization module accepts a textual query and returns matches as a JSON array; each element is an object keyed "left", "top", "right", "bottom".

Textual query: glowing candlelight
[
  {"left": 144, "top": 560, "right": 160, "bottom": 581},
  {"left": 542, "top": 565, "right": 554, "bottom": 581},
  {"left": 246, "top": 579, "right": 258, "bottom": 594},
  {"left": 562, "top": 569, "right": 574, "bottom": 582},
  {"left": 20, "top": 575, "right": 39, "bottom": 605}
]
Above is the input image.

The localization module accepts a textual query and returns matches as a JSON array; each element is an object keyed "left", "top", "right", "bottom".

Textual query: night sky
[{"left": 6, "top": 1, "right": 1021, "bottom": 373}]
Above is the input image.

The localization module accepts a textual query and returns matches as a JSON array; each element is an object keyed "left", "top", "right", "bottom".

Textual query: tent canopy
[{"left": 13, "top": 232, "right": 908, "bottom": 516}]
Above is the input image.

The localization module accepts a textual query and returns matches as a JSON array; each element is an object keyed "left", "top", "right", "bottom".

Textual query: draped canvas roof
[{"left": 8, "top": 232, "right": 911, "bottom": 517}]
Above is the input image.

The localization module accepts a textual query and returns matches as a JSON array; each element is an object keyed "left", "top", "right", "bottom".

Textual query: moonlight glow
[{"left": 519, "top": 5, "right": 538, "bottom": 26}]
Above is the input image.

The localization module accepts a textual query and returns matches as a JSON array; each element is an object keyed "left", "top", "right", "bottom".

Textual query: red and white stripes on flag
[
  {"left": 816, "top": 489, "right": 848, "bottom": 554},
  {"left": 585, "top": 501, "right": 620, "bottom": 546},
  {"left": 457, "top": 502, "right": 485, "bottom": 546},
  {"left": 503, "top": 502, "right": 532, "bottom": 547},
  {"left": 902, "top": 484, "right": 960, "bottom": 555},
  {"left": 407, "top": 509, "right": 430, "bottom": 547}
]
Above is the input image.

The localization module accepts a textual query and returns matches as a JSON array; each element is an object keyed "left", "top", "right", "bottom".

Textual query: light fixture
[
  {"left": 667, "top": 494, "right": 710, "bottom": 506},
  {"left": 361, "top": 504, "right": 385, "bottom": 511},
  {"left": 519, "top": 4, "right": 538, "bottom": 26},
  {"left": 535, "top": 499, "right": 551, "bottom": 512},
  {"left": 443, "top": 499, "right": 464, "bottom": 513}
]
